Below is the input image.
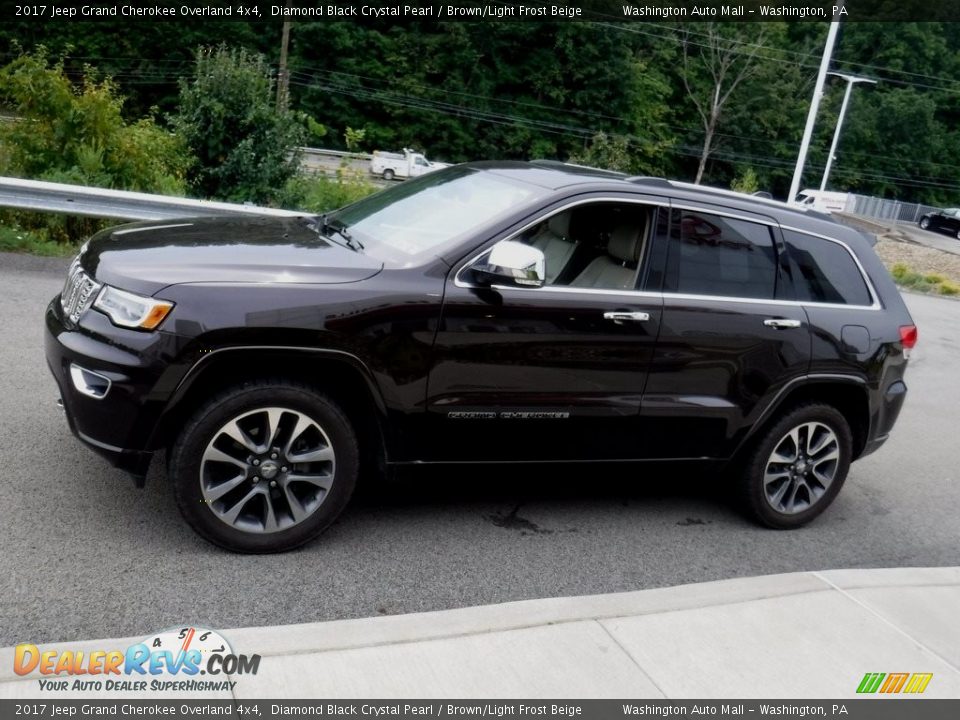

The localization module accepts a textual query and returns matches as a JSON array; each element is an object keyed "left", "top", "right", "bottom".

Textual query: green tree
[
  {"left": 679, "top": 23, "right": 771, "bottom": 184},
  {"left": 0, "top": 49, "right": 187, "bottom": 192},
  {"left": 569, "top": 132, "right": 635, "bottom": 173},
  {"left": 0, "top": 49, "right": 189, "bottom": 243},
  {"left": 0, "top": 21, "right": 270, "bottom": 117},
  {"left": 730, "top": 166, "right": 760, "bottom": 194},
  {"left": 171, "top": 46, "right": 306, "bottom": 204}
]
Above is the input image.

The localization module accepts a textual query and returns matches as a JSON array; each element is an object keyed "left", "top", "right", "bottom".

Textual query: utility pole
[
  {"left": 819, "top": 72, "right": 877, "bottom": 191},
  {"left": 276, "top": 7, "right": 292, "bottom": 111},
  {"left": 787, "top": 12, "right": 843, "bottom": 204}
]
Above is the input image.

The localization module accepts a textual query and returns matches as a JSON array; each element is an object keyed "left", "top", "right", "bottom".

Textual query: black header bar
[
  {"left": 1, "top": 700, "right": 960, "bottom": 720},
  {"left": 3, "top": 0, "right": 960, "bottom": 23}
]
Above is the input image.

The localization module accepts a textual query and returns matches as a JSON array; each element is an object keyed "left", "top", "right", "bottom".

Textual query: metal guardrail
[
  {"left": 300, "top": 146, "right": 373, "bottom": 161},
  {"left": 0, "top": 176, "right": 303, "bottom": 221}
]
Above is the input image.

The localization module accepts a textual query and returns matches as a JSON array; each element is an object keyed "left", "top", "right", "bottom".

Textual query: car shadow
[{"left": 348, "top": 461, "right": 735, "bottom": 521}]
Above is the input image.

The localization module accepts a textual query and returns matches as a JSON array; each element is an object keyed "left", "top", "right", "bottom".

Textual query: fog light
[{"left": 69, "top": 364, "right": 111, "bottom": 399}]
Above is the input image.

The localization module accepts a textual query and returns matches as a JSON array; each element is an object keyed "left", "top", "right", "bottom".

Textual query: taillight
[{"left": 899, "top": 325, "right": 918, "bottom": 349}]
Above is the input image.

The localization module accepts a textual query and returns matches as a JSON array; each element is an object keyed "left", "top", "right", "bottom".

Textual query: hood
[{"left": 80, "top": 216, "right": 383, "bottom": 296}]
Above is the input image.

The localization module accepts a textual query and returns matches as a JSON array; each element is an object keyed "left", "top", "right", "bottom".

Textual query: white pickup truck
[{"left": 370, "top": 148, "right": 449, "bottom": 180}]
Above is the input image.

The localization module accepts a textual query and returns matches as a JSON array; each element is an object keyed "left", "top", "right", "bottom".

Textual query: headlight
[{"left": 93, "top": 286, "right": 174, "bottom": 331}]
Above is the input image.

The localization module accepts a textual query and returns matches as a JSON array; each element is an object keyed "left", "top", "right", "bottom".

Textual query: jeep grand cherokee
[{"left": 45, "top": 162, "right": 917, "bottom": 552}]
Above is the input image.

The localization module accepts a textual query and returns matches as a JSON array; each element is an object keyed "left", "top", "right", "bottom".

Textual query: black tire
[
  {"left": 919, "top": 217, "right": 930, "bottom": 230},
  {"left": 170, "top": 380, "right": 359, "bottom": 553},
  {"left": 955, "top": 228, "right": 960, "bottom": 241},
  {"left": 382, "top": 168, "right": 395, "bottom": 181},
  {"left": 737, "top": 403, "right": 852, "bottom": 529}
]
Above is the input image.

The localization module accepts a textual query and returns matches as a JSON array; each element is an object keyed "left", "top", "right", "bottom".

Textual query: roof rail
[
  {"left": 625, "top": 175, "right": 674, "bottom": 189},
  {"left": 529, "top": 159, "right": 631, "bottom": 175}
]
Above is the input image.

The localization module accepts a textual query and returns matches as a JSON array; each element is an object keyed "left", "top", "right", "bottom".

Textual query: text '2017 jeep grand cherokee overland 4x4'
[{"left": 45, "top": 162, "right": 917, "bottom": 552}]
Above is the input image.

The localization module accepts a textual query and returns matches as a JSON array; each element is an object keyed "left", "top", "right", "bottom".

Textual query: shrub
[
  {"left": 0, "top": 49, "right": 189, "bottom": 244},
  {"left": 889, "top": 262, "right": 960, "bottom": 296},
  {"left": 280, "top": 167, "right": 379, "bottom": 214},
  {"left": 171, "top": 46, "right": 306, "bottom": 205}
]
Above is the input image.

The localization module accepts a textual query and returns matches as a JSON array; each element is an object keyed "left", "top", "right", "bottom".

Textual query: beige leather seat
[
  {"left": 530, "top": 213, "right": 576, "bottom": 284},
  {"left": 570, "top": 223, "right": 643, "bottom": 290}
]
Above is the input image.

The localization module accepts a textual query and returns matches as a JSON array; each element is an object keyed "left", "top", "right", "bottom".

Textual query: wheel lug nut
[
  {"left": 252, "top": 476, "right": 259, "bottom": 483},
  {"left": 270, "top": 480, "right": 277, "bottom": 487},
  {"left": 281, "top": 466, "right": 288, "bottom": 472},
  {"left": 271, "top": 453, "right": 278, "bottom": 459},
  {"left": 253, "top": 459, "right": 260, "bottom": 466}
]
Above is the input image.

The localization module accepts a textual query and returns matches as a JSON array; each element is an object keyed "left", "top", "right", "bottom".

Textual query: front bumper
[{"left": 44, "top": 297, "right": 180, "bottom": 481}]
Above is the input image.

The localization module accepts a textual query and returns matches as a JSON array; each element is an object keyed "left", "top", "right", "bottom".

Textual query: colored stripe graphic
[
  {"left": 880, "top": 673, "right": 909, "bottom": 693},
  {"left": 856, "top": 672, "right": 932, "bottom": 694},
  {"left": 857, "top": 673, "right": 885, "bottom": 693},
  {"left": 904, "top": 673, "right": 933, "bottom": 694}
]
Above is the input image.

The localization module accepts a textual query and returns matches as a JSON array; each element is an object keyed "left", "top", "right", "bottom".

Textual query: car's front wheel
[
  {"left": 170, "top": 381, "right": 359, "bottom": 553},
  {"left": 738, "top": 403, "right": 852, "bottom": 529},
  {"left": 919, "top": 217, "right": 931, "bottom": 229}
]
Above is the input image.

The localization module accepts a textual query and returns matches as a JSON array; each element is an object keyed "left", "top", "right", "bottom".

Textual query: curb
[{"left": 3, "top": 567, "right": 958, "bottom": 683}]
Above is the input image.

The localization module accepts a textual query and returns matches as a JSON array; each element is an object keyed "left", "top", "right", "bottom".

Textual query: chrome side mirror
[{"left": 471, "top": 240, "right": 545, "bottom": 288}]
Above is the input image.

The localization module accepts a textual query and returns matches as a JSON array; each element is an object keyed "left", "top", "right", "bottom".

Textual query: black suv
[{"left": 45, "top": 162, "right": 916, "bottom": 552}]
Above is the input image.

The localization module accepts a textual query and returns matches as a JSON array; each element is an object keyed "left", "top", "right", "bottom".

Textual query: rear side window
[
  {"left": 783, "top": 230, "right": 872, "bottom": 306},
  {"left": 664, "top": 210, "right": 778, "bottom": 300}
]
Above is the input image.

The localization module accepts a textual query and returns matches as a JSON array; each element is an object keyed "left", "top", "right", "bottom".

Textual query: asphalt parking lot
[
  {"left": 1, "top": 252, "right": 958, "bottom": 646},
  {"left": 895, "top": 220, "right": 960, "bottom": 256}
]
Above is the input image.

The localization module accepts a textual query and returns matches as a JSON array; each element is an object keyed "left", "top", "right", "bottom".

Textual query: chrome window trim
[
  {"left": 454, "top": 195, "right": 668, "bottom": 290},
  {"left": 669, "top": 202, "right": 779, "bottom": 227},
  {"left": 454, "top": 197, "right": 881, "bottom": 311},
  {"left": 487, "top": 284, "right": 875, "bottom": 311}
]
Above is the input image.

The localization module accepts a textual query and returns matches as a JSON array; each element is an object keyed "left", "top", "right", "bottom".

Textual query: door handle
[
  {"left": 763, "top": 318, "right": 802, "bottom": 329},
  {"left": 603, "top": 311, "right": 650, "bottom": 324}
]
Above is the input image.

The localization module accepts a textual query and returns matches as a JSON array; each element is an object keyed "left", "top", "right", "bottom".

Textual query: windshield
[{"left": 330, "top": 166, "right": 544, "bottom": 265}]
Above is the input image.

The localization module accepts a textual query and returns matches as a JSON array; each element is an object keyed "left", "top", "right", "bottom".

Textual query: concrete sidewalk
[{"left": 3, "top": 567, "right": 959, "bottom": 699}]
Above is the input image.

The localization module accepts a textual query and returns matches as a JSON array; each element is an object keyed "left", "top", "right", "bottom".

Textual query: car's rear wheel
[
  {"left": 738, "top": 403, "right": 852, "bottom": 529},
  {"left": 170, "top": 381, "right": 358, "bottom": 553},
  {"left": 382, "top": 168, "right": 395, "bottom": 181},
  {"left": 919, "top": 217, "right": 930, "bottom": 229}
]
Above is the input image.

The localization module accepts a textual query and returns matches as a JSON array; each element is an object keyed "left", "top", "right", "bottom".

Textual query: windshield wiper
[{"left": 316, "top": 213, "right": 364, "bottom": 251}]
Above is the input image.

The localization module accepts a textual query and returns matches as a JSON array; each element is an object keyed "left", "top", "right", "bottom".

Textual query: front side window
[
  {"left": 511, "top": 202, "right": 654, "bottom": 291},
  {"left": 664, "top": 209, "right": 778, "bottom": 300},
  {"left": 783, "top": 230, "right": 872, "bottom": 306}
]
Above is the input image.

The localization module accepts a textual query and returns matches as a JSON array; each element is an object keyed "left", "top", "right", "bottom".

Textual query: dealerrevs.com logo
[{"left": 14, "top": 627, "right": 260, "bottom": 693}]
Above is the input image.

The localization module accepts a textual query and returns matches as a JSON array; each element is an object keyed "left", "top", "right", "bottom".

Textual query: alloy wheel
[
  {"left": 762, "top": 421, "right": 841, "bottom": 515},
  {"left": 200, "top": 407, "right": 336, "bottom": 533}
]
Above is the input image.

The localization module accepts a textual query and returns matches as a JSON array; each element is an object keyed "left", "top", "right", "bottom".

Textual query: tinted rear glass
[
  {"left": 784, "top": 230, "right": 872, "bottom": 306},
  {"left": 665, "top": 210, "right": 778, "bottom": 300}
]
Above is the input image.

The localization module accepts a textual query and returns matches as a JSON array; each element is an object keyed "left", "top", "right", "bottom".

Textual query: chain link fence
[{"left": 847, "top": 194, "right": 941, "bottom": 224}]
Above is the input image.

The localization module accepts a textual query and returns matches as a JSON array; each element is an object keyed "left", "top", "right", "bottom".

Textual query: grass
[
  {"left": 890, "top": 262, "right": 960, "bottom": 296},
  {"left": 0, "top": 223, "right": 75, "bottom": 256}
]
